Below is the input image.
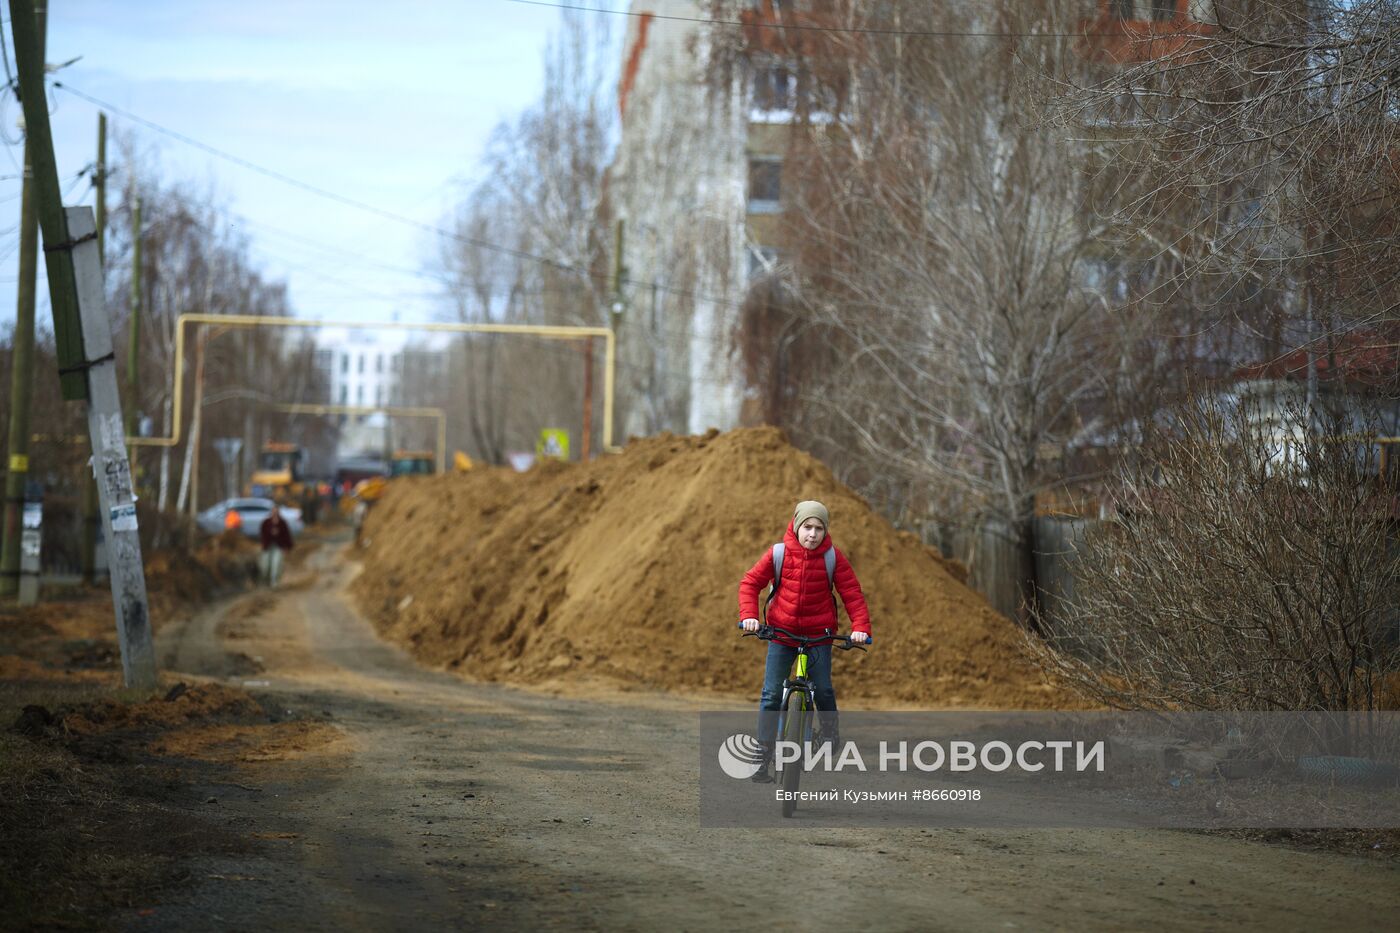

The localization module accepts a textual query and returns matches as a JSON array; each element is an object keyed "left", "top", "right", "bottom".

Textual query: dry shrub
[{"left": 1033, "top": 397, "right": 1400, "bottom": 711}]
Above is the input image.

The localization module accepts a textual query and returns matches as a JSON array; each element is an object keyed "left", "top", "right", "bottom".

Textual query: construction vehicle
[
  {"left": 248, "top": 442, "right": 307, "bottom": 503},
  {"left": 389, "top": 449, "right": 435, "bottom": 478}
]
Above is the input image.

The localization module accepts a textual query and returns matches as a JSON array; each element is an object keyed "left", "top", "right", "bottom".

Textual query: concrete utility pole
[
  {"left": 581, "top": 337, "right": 594, "bottom": 461},
  {"left": 71, "top": 207, "right": 156, "bottom": 688},
  {"left": 80, "top": 111, "right": 106, "bottom": 583},
  {"left": 583, "top": 219, "right": 627, "bottom": 462},
  {"left": 127, "top": 196, "right": 142, "bottom": 438},
  {"left": 8, "top": 0, "right": 156, "bottom": 689},
  {"left": 610, "top": 218, "right": 626, "bottom": 333},
  {"left": 0, "top": 0, "right": 46, "bottom": 600},
  {"left": 187, "top": 326, "right": 209, "bottom": 518}
]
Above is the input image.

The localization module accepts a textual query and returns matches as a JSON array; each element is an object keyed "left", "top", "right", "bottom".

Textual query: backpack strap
[{"left": 764, "top": 543, "right": 785, "bottom": 615}]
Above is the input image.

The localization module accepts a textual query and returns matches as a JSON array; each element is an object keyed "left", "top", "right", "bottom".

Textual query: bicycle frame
[
  {"left": 777, "top": 648, "right": 816, "bottom": 748},
  {"left": 740, "top": 622, "right": 868, "bottom": 817}
]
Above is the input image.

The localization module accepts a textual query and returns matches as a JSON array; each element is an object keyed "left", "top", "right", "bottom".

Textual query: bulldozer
[{"left": 248, "top": 441, "right": 307, "bottom": 504}]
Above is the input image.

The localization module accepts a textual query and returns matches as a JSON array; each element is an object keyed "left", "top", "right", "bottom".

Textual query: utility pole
[
  {"left": 587, "top": 218, "right": 626, "bottom": 461},
  {"left": 8, "top": 0, "right": 156, "bottom": 689},
  {"left": 96, "top": 114, "right": 107, "bottom": 260},
  {"left": 581, "top": 337, "right": 594, "bottom": 461},
  {"left": 187, "top": 327, "right": 207, "bottom": 518},
  {"left": 6, "top": 1, "right": 84, "bottom": 401},
  {"left": 610, "top": 218, "right": 626, "bottom": 334},
  {"left": 0, "top": 0, "right": 46, "bottom": 600},
  {"left": 127, "top": 196, "right": 142, "bottom": 438},
  {"left": 80, "top": 111, "right": 106, "bottom": 583}
]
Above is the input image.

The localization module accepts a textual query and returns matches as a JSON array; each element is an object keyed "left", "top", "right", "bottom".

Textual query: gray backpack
[{"left": 764, "top": 542, "right": 838, "bottom": 616}]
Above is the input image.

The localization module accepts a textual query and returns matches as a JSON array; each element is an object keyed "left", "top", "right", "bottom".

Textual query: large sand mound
[{"left": 352, "top": 427, "right": 1070, "bottom": 708}]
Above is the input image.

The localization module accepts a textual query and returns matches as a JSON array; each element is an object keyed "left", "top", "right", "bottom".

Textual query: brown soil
[
  {"left": 0, "top": 653, "right": 114, "bottom": 683},
  {"left": 353, "top": 427, "right": 1074, "bottom": 708},
  {"left": 0, "top": 527, "right": 337, "bottom": 929},
  {"left": 0, "top": 531, "right": 261, "bottom": 684},
  {"left": 149, "top": 719, "right": 347, "bottom": 763},
  {"left": 57, "top": 682, "right": 265, "bottom": 735}
]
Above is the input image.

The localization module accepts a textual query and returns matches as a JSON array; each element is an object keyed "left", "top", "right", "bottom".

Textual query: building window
[
  {"left": 376, "top": 353, "right": 384, "bottom": 374},
  {"left": 339, "top": 384, "right": 348, "bottom": 404},
  {"left": 752, "top": 62, "right": 794, "bottom": 111},
  {"left": 356, "top": 385, "right": 364, "bottom": 405},
  {"left": 1111, "top": 0, "right": 1181, "bottom": 20},
  {"left": 376, "top": 385, "right": 383, "bottom": 406},
  {"left": 358, "top": 353, "right": 366, "bottom": 374},
  {"left": 340, "top": 353, "right": 349, "bottom": 374},
  {"left": 392, "top": 354, "right": 402, "bottom": 373},
  {"left": 748, "top": 158, "right": 782, "bottom": 213}
]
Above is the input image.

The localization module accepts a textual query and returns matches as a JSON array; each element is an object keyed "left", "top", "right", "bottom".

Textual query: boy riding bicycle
[{"left": 738, "top": 500, "right": 871, "bottom": 783}]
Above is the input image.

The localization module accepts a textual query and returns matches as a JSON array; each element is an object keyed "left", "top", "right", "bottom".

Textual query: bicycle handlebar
[{"left": 736, "top": 620, "right": 872, "bottom": 649}]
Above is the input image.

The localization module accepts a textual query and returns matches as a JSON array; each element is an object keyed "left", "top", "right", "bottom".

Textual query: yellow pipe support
[
  {"left": 272, "top": 403, "right": 448, "bottom": 473},
  {"left": 128, "top": 313, "right": 620, "bottom": 453}
]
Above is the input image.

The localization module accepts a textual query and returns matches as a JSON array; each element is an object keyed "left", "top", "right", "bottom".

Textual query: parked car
[{"left": 196, "top": 497, "right": 304, "bottom": 539}]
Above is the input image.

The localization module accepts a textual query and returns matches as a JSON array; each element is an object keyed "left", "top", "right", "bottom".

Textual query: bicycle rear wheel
[{"left": 781, "top": 690, "right": 808, "bottom": 818}]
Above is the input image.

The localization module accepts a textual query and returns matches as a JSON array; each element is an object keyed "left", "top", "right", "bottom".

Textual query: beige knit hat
[{"left": 793, "top": 500, "right": 830, "bottom": 531}]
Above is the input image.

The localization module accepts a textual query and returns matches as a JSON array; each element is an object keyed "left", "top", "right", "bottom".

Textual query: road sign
[
  {"left": 213, "top": 437, "right": 243, "bottom": 500},
  {"left": 537, "top": 429, "right": 570, "bottom": 461}
]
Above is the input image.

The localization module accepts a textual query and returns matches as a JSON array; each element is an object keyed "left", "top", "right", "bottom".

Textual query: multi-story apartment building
[
  {"left": 610, "top": 0, "right": 760, "bottom": 437},
  {"left": 312, "top": 328, "right": 451, "bottom": 457}
]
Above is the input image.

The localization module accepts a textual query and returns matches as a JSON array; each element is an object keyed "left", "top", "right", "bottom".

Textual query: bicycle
[{"left": 738, "top": 622, "right": 871, "bottom": 818}]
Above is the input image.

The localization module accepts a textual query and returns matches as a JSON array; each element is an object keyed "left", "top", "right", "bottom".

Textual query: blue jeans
[{"left": 756, "top": 642, "right": 838, "bottom": 748}]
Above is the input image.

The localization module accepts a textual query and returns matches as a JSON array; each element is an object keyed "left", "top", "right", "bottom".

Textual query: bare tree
[
  {"left": 1031, "top": 395, "right": 1400, "bottom": 711},
  {"left": 435, "top": 10, "right": 618, "bottom": 461},
  {"left": 1056, "top": 0, "right": 1400, "bottom": 361},
  {"left": 705, "top": 1, "right": 1149, "bottom": 622},
  {"left": 107, "top": 143, "right": 332, "bottom": 526},
  {"left": 439, "top": 194, "right": 520, "bottom": 464}
]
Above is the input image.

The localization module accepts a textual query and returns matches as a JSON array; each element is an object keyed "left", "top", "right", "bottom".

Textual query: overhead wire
[{"left": 50, "top": 81, "right": 746, "bottom": 313}]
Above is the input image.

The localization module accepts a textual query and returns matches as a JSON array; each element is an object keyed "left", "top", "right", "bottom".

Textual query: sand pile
[{"left": 352, "top": 427, "right": 1072, "bottom": 708}]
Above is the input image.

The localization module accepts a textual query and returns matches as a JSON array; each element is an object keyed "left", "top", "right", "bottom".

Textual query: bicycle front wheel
[{"left": 780, "top": 690, "right": 808, "bottom": 818}]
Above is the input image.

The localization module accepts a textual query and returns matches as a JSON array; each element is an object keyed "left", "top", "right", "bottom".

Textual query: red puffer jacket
[{"left": 738, "top": 522, "right": 871, "bottom": 643}]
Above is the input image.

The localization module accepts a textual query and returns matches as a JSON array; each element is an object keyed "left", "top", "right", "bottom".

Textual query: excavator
[{"left": 248, "top": 442, "right": 307, "bottom": 505}]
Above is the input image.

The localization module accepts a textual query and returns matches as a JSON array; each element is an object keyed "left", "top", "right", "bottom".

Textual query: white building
[
  {"left": 312, "top": 328, "right": 451, "bottom": 457},
  {"left": 316, "top": 329, "right": 402, "bottom": 410},
  {"left": 611, "top": 0, "right": 749, "bottom": 437}
]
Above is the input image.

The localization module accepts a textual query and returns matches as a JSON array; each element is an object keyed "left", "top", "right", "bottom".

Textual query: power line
[
  {"left": 501, "top": 0, "right": 1138, "bottom": 40},
  {"left": 232, "top": 213, "right": 458, "bottom": 286},
  {"left": 52, "top": 82, "right": 618, "bottom": 289},
  {"left": 51, "top": 81, "right": 747, "bottom": 314}
]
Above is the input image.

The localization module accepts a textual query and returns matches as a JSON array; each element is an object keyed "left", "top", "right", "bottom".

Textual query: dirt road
[{"left": 146, "top": 545, "right": 1400, "bottom": 932}]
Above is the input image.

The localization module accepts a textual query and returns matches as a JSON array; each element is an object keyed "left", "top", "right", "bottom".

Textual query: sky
[{"left": 0, "top": 0, "right": 619, "bottom": 333}]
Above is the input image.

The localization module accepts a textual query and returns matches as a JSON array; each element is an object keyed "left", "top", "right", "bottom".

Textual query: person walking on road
[{"left": 259, "top": 507, "right": 295, "bottom": 588}]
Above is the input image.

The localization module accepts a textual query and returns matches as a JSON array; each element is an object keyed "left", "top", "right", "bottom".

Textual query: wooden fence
[{"left": 929, "top": 515, "right": 1095, "bottom": 624}]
